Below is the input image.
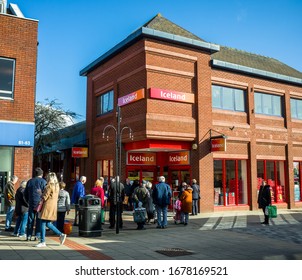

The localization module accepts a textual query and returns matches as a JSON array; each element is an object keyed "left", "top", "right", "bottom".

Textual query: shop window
[
  {"left": 290, "top": 98, "right": 302, "bottom": 120},
  {"left": 214, "top": 159, "right": 247, "bottom": 206},
  {"left": 0, "top": 147, "right": 13, "bottom": 193},
  {"left": 212, "top": 85, "right": 245, "bottom": 112},
  {"left": 96, "top": 90, "right": 114, "bottom": 116},
  {"left": 293, "top": 162, "right": 302, "bottom": 202},
  {"left": 97, "top": 159, "right": 113, "bottom": 191},
  {"left": 257, "top": 160, "right": 286, "bottom": 203},
  {"left": 0, "top": 57, "right": 15, "bottom": 99},
  {"left": 254, "top": 92, "right": 282, "bottom": 117}
]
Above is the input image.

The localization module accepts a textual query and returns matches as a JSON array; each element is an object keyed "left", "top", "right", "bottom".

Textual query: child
[{"left": 173, "top": 197, "right": 182, "bottom": 224}]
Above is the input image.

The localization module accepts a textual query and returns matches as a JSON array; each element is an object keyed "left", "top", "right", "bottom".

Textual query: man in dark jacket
[
  {"left": 4, "top": 175, "right": 18, "bottom": 231},
  {"left": 191, "top": 179, "right": 200, "bottom": 215},
  {"left": 108, "top": 177, "right": 125, "bottom": 229},
  {"left": 152, "top": 176, "right": 171, "bottom": 229},
  {"left": 257, "top": 180, "right": 272, "bottom": 225},
  {"left": 24, "top": 167, "right": 46, "bottom": 241}
]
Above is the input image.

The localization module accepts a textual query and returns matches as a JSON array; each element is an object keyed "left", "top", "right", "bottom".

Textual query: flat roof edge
[
  {"left": 0, "top": 11, "right": 38, "bottom": 22},
  {"left": 212, "top": 59, "right": 302, "bottom": 85}
]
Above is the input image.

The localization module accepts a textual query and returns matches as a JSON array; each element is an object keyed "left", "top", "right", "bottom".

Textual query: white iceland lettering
[{"left": 160, "top": 90, "right": 186, "bottom": 101}]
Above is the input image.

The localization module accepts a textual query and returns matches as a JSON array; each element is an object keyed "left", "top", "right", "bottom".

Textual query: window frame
[
  {"left": 254, "top": 91, "right": 283, "bottom": 117},
  {"left": 212, "top": 84, "right": 246, "bottom": 112},
  {"left": 0, "top": 57, "right": 16, "bottom": 99},
  {"left": 96, "top": 90, "right": 114, "bottom": 116}
]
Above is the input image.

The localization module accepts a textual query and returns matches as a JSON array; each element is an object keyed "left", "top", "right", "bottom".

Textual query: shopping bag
[
  {"left": 268, "top": 205, "right": 277, "bottom": 218},
  {"left": 101, "top": 208, "right": 105, "bottom": 223},
  {"left": 64, "top": 221, "right": 73, "bottom": 234},
  {"left": 34, "top": 199, "right": 44, "bottom": 212},
  {"left": 123, "top": 195, "right": 129, "bottom": 205},
  {"left": 133, "top": 207, "right": 147, "bottom": 223}
]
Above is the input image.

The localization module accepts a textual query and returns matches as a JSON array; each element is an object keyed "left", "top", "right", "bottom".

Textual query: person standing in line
[
  {"left": 179, "top": 184, "right": 193, "bottom": 226},
  {"left": 152, "top": 176, "right": 172, "bottom": 229},
  {"left": 71, "top": 176, "right": 86, "bottom": 226},
  {"left": 4, "top": 175, "right": 18, "bottom": 231},
  {"left": 133, "top": 180, "right": 149, "bottom": 230},
  {"left": 108, "top": 177, "right": 125, "bottom": 229},
  {"left": 91, "top": 178, "right": 106, "bottom": 224},
  {"left": 35, "top": 172, "right": 67, "bottom": 247},
  {"left": 124, "top": 178, "right": 133, "bottom": 210},
  {"left": 56, "top": 181, "right": 71, "bottom": 233},
  {"left": 24, "top": 167, "right": 46, "bottom": 241},
  {"left": 191, "top": 179, "right": 200, "bottom": 215},
  {"left": 257, "top": 180, "right": 272, "bottom": 225},
  {"left": 13, "top": 180, "right": 28, "bottom": 238},
  {"left": 145, "top": 181, "right": 155, "bottom": 224}
]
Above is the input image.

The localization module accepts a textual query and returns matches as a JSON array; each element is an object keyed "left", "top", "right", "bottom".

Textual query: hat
[{"left": 35, "top": 167, "right": 43, "bottom": 177}]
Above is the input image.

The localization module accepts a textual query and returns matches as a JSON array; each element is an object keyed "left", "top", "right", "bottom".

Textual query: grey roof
[
  {"left": 80, "top": 14, "right": 302, "bottom": 85},
  {"left": 212, "top": 46, "right": 302, "bottom": 84}
]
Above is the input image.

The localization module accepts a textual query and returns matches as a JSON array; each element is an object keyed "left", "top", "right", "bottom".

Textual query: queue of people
[{"left": 3, "top": 170, "right": 204, "bottom": 241}]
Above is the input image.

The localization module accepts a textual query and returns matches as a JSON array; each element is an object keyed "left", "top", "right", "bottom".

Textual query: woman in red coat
[
  {"left": 179, "top": 184, "right": 193, "bottom": 225},
  {"left": 91, "top": 178, "right": 105, "bottom": 224}
]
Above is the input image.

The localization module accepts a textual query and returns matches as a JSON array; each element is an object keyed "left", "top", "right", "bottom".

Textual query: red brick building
[
  {"left": 80, "top": 14, "right": 302, "bottom": 212},
  {"left": 0, "top": 3, "right": 38, "bottom": 195}
]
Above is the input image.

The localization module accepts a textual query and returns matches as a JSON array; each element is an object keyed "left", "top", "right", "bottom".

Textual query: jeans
[
  {"left": 73, "top": 204, "right": 79, "bottom": 225},
  {"left": 181, "top": 211, "right": 189, "bottom": 224},
  {"left": 56, "top": 211, "right": 66, "bottom": 233},
  {"left": 41, "top": 220, "right": 62, "bottom": 243},
  {"left": 156, "top": 205, "right": 168, "bottom": 227},
  {"left": 5, "top": 206, "right": 15, "bottom": 229},
  {"left": 192, "top": 199, "right": 199, "bottom": 215},
  {"left": 27, "top": 208, "right": 41, "bottom": 238},
  {"left": 14, "top": 211, "right": 28, "bottom": 236}
]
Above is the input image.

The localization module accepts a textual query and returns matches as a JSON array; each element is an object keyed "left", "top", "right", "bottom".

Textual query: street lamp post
[{"left": 102, "top": 105, "right": 133, "bottom": 234}]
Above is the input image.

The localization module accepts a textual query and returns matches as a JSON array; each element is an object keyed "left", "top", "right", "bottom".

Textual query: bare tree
[{"left": 34, "top": 99, "right": 81, "bottom": 156}]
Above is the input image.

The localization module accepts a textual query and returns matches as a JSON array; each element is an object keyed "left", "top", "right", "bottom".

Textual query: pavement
[{"left": 1, "top": 207, "right": 302, "bottom": 260}]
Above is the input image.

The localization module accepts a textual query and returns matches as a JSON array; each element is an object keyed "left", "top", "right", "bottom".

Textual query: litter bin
[{"left": 78, "top": 195, "right": 102, "bottom": 237}]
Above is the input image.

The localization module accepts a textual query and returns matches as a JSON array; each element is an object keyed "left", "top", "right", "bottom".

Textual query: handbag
[
  {"left": 34, "top": 199, "right": 44, "bottom": 212},
  {"left": 267, "top": 205, "right": 277, "bottom": 218}
]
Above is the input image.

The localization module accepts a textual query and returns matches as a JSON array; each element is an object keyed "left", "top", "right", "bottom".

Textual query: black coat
[
  {"left": 257, "top": 185, "right": 271, "bottom": 208},
  {"left": 15, "top": 186, "right": 28, "bottom": 216}
]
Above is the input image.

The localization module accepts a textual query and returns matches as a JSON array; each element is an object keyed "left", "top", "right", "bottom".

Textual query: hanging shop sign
[
  {"left": 150, "top": 88, "right": 194, "bottom": 104},
  {"left": 168, "top": 151, "right": 190, "bottom": 165},
  {"left": 118, "top": 88, "right": 145, "bottom": 107},
  {"left": 127, "top": 152, "right": 156, "bottom": 165},
  {"left": 211, "top": 136, "right": 227, "bottom": 152},
  {"left": 72, "top": 147, "right": 88, "bottom": 158}
]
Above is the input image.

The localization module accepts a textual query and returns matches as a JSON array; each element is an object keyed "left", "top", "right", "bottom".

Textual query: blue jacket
[
  {"left": 152, "top": 182, "right": 172, "bottom": 207},
  {"left": 24, "top": 176, "right": 46, "bottom": 209},
  {"left": 71, "top": 180, "right": 85, "bottom": 204}
]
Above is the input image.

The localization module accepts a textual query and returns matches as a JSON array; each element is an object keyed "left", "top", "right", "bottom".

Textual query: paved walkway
[{"left": 1, "top": 208, "right": 302, "bottom": 260}]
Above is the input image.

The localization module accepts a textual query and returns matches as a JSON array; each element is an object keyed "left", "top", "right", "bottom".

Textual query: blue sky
[{"left": 10, "top": 0, "right": 302, "bottom": 121}]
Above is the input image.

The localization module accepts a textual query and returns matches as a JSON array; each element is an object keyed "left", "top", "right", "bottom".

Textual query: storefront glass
[
  {"left": 257, "top": 160, "right": 286, "bottom": 203},
  {"left": 293, "top": 162, "right": 301, "bottom": 201},
  {"left": 97, "top": 159, "right": 113, "bottom": 189},
  {"left": 214, "top": 159, "right": 247, "bottom": 206},
  {"left": 0, "top": 146, "right": 13, "bottom": 193}
]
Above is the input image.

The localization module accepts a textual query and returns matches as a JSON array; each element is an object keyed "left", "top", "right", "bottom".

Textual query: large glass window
[
  {"left": 257, "top": 160, "right": 286, "bottom": 203},
  {"left": 97, "top": 159, "right": 113, "bottom": 192},
  {"left": 96, "top": 90, "right": 114, "bottom": 116},
  {"left": 0, "top": 147, "right": 13, "bottom": 194},
  {"left": 290, "top": 98, "right": 302, "bottom": 120},
  {"left": 212, "top": 85, "right": 245, "bottom": 112},
  {"left": 293, "top": 162, "right": 302, "bottom": 202},
  {"left": 0, "top": 57, "right": 15, "bottom": 99},
  {"left": 214, "top": 159, "right": 248, "bottom": 206},
  {"left": 254, "top": 92, "right": 282, "bottom": 117}
]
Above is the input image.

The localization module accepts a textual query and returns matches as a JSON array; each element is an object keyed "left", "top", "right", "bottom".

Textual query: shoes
[
  {"left": 156, "top": 225, "right": 162, "bottom": 229},
  {"left": 26, "top": 235, "right": 32, "bottom": 241},
  {"left": 161, "top": 225, "right": 167, "bottom": 229},
  {"left": 11, "top": 233, "right": 19, "bottom": 237},
  {"left": 60, "top": 234, "right": 67, "bottom": 245},
  {"left": 184, "top": 223, "right": 188, "bottom": 226},
  {"left": 108, "top": 225, "right": 114, "bottom": 229},
  {"left": 261, "top": 222, "right": 269, "bottom": 225},
  {"left": 5, "top": 227, "right": 14, "bottom": 232},
  {"left": 35, "top": 242, "right": 46, "bottom": 248},
  {"left": 19, "top": 234, "right": 27, "bottom": 239}
]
